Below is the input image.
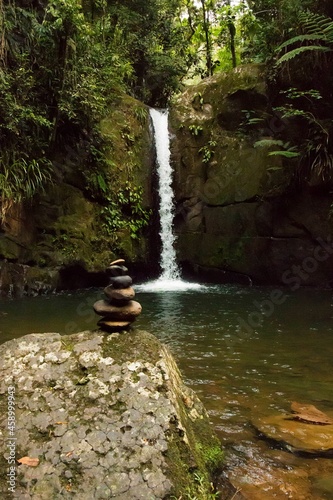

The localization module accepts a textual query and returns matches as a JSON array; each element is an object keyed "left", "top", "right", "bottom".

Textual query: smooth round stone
[
  {"left": 110, "top": 259, "right": 126, "bottom": 266},
  {"left": 93, "top": 300, "right": 142, "bottom": 319},
  {"left": 98, "top": 319, "right": 131, "bottom": 330},
  {"left": 110, "top": 275, "right": 132, "bottom": 289},
  {"left": 108, "top": 265, "right": 128, "bottom": 277},
  {"left": 104, "top": 286, "right": 135, "bottom": 302}
]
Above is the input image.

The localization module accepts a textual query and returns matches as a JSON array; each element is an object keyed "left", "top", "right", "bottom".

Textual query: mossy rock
[
  {"left": 1, "top": 93, "right": 155, "bottom": 295},
  {"left": 0, "top": 235, "right": 22, "bottom": 260},
  {"left": 100, "top": 94, "right": 154, "bottom": 208},
  {"left": 0, "top": 329, "right": 223, "bottom": 499},
  {"left": 170, "top": 63, "right": 290, "bottom": 206}
]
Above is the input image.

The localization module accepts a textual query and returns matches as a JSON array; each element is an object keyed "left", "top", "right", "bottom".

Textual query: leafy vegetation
[
  {"left": 261, "top": 87, "right": 333, "bottom": 185},
  {"left": 276, "top": 11, "right": 333, "bottom": 65},
  {"left": 199, "top": 140, "right": 217, "bottom": 163},
  {"left": 0, "top": 157, "right": 53, "bottom": 222},
  {"left": 189, "top": 124, "right": 204, "bottom": 136},
  {"left": 1, "top": 0, "right": 333, "bottom": 242},
  {"left": 100, "top": 181, "right": 151, "bottom": 245},
  {"left": 237, "top": 2, "right": 333, "bottom": 187}
]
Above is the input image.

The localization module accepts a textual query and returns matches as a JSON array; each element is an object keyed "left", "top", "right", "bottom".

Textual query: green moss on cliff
[{"left": 26, "top": 94, "right": 154, "bottom": 275}]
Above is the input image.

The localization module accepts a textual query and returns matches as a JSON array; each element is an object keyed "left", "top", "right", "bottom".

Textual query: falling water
[
  {"left": 138, "top": 109, "right": 202, "bottom": 291},
  {"left": 150, "top": 108, "right": 180, "bottom": 280}
]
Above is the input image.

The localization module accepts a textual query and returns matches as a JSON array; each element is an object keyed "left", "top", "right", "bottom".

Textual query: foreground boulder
[{"left": 0, "top": 330, "right": 223, "bottom": 499}]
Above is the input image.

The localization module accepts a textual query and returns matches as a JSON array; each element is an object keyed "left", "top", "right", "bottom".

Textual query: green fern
[
  {"left": 277, "top": 34, "right": 331, "bottom": 51},
  {"left": 299, "top": 11, "right": 333, "bottom": 35},
  {"left": 254, "top": 139, "right": 284, "bottom": 149},
  {"left": 277, "top": 45, "right": 330, "bottom": 65},
  {"left": 268, "top": 150, "right": 300, "bottom": 158},
  {"left": 254, "top": 139, "right": 300, "bottom": 159},
  {"left": 276, "top": 11, "right": 333, "bottom": 65}
]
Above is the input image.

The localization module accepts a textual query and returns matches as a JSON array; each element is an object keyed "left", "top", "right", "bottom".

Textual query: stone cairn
[{"left": 93, "top": 259, "right": 142, "bottom": 331}]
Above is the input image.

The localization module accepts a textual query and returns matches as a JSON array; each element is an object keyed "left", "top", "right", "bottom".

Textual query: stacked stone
[{"left": 93, "top": 259, "right": 142, "bottom": 331}]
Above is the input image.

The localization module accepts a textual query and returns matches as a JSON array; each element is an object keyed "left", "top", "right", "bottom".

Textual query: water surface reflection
[{"left": 1, "top": 285, "right": 333, "bottom": 498}]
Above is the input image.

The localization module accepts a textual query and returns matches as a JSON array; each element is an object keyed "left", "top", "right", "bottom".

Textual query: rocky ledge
[
  {"left": 0, "top": 330, "right": 223, "bottom": 499},
  {"left": 253, "top": 403, "right": 333, "bottom": 457}
]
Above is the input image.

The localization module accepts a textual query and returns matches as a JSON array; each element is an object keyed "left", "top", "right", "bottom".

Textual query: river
[{"left": 1, "top": 284, "right": 333, "bottom": 499}]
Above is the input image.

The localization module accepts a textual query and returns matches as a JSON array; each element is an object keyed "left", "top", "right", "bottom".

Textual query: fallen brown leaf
[
  {"left": 55, "top": 421, "right": 68, "bottom": 425},
  {"left": 18, "top": 457, "right": 39, "bottom": 467}
]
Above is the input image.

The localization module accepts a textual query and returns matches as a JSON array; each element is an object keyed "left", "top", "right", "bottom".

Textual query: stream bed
[{"left": 1, "top": 284, "right": 333, "bottom": 499}]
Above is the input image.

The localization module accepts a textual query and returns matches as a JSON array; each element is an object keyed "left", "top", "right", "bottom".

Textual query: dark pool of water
[{"left": 1, "top": 284, "right": 333, "bottom": 498}]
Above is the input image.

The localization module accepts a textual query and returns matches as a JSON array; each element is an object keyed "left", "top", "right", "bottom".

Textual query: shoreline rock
[
  {"left": 0, "top": 329, "right": 223, "bottom": 499},
  {"left": 253, "top": 413, "right": 333, "bottom": 457}
]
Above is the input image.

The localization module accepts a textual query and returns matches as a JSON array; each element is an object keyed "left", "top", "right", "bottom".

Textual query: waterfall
[
  {"left": 137, "top": 109, "right": 202, "bottom": 292},
  {"left": 149, "top": 108, "right": 180, "bottom": 281}
]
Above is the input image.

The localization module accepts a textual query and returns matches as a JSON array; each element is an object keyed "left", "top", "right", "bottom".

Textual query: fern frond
[
  {"left": 323, "top": 27, "right": 333, "bottom": 43},
  {"left": 276, "top": 45, "right": 331, "bottom": 65},
  {"left": 322, "top": 25, "right": 333, "bottom": 34},
  {"left": 268, "top": 150, "right": 300, "bottom": 158},
  {"left": 299, "top": 11, "right": 333, "bottom": 36},
  {"left": 254, "top": 139, "right": 284, "bottom": 149},
  {"left": 277, "top": 34, "right": 328, "bottom": 52}
]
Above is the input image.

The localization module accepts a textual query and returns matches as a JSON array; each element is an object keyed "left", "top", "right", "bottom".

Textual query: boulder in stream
[
  {"left": 253, "top": 404, "right": 333, "bottom": 457},
  {"left": 0, "top": 330, "right": 223, "bottom": 499}
]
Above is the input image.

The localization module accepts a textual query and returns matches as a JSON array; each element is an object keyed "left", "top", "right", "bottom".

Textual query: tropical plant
[
  {"left": 0, "top": 157, "right": 53, "bottom": 222},
  {"left": 254, "top": 139, "right": 300, "bottom": 158},
  {"left": 199, "top": 140, "right": 217, "bottom": 163},
  {"left": 189, "top": 124, "right": 203, "bottom": 136},
  {"left": 100, "top": 181, "right": 151, "bottom": 245},
  {"left": 254, "top": 87, "right": 333, "bottom": 185},
  {"left": 276, "top": 11, "right": 333, "bottom": 65}
]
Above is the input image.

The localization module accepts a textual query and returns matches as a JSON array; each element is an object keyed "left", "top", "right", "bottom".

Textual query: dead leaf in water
[{"left": 18, "top": 457, "right": 39, "bottom": 467}]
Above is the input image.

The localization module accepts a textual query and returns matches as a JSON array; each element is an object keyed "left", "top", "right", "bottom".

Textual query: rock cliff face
[
  {"left": 170, "top": 64, "right": 333, "bottom": 286},
  {"left": 0, "top": 95, "right": 155, "bottom": 297},
  {"left": 0, "top": 329, "right": 223, "bottom": 499}
]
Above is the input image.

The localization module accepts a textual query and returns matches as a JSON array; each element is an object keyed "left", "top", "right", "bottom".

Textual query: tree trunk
[
  {"left": 200, "top": 0, "right": 213, "bottom": 76},
  {"left": 225, "top": 0, "right": 237, "bottom": 68},
  {"left": 228, "top": 20, "right": 237, "bottom": 68}
]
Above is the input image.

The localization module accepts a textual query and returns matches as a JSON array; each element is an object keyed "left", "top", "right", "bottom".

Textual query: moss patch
[{"left": 0, "top": 330, "right": 224, "bottom": 499}]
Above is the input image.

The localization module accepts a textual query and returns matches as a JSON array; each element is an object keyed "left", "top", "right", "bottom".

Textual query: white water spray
[
  {"left": 150, "top": 108, "right": 180, "bottom": 281},
  {"left": 137, "top": 109, "right": 202, "bottom": 292}
]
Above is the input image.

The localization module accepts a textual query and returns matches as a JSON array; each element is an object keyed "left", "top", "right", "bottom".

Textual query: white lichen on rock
[{"left": 0, "top": 329, "right": 223, "bottom": 500}]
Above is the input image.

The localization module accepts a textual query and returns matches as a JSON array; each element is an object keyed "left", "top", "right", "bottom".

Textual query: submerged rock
[
  {"left": 254, "top": 413, "right": 333, "bottom": 457},
  {"left": 0, "top": 330, "right": 223, "bottom": 499},
  {"left": 290, "top": 402, "right": 333, "bottom": 425}
]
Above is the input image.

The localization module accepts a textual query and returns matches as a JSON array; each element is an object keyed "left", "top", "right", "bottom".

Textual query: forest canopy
[{"left": 1, "top": 0, "right": 333, "bottom": 215}]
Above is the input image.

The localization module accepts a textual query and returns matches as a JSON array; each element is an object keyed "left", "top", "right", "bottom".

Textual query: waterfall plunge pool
[{"left": 1, "top": 284, "right": 333, "bottom": 499}]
